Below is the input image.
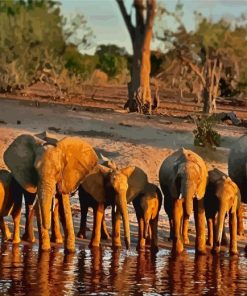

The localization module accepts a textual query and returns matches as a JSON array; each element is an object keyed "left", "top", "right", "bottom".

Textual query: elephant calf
[
  {"left": 133, "top": 183, "right": 162, "bottom": 252},
  {"left": 205, "top": 168, "right": 240, "bottom": 255}
]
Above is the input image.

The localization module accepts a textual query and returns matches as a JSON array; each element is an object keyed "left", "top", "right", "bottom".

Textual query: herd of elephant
[{"left": 0, "top": 133, "right": 247, "bottom": 256}]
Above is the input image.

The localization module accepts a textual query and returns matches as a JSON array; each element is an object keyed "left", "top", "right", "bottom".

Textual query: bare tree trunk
[{"left": 117, "top": 0, "right": 156, "bottom": 113}]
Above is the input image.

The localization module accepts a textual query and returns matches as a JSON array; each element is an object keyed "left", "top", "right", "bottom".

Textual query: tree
[
  {"left": 116, "top": 0, "right": 157, "bottom": 113},
  {"left": 157, "top": 8, "right": 247, "bottom": 114}
]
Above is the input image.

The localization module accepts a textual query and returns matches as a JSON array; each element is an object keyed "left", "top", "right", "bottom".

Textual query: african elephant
[
  {"left": 228, "top": 135, "right": 247, "bottom": 237},
  {"left": 4, "top": 134, "right": 98, "bottom": 252},
  {"left": 82, "top": 164, "right": 148, "bottom": 249},
  {"left": 205, "top": 168, "right": 240, "bottom": 255},
  {"left": 159, "top": 148, "right": 208, "bottom": 254},
  {"left": 132, "top": 182, "right": 162, "bottom": 252}
]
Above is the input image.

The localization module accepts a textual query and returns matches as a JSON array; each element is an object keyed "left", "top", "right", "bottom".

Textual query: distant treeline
[{"left": 1, "top": 0, "right": 247, "bottom": 100}]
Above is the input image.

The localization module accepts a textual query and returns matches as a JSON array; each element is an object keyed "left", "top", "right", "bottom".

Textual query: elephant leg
[
  {"left": 51, "top": 197, "right": 63, "bottom": 244},
  {"left": 237, "top": 204, "right": 244, "bottom": 236},
  {"left": 77, "top": 205, "right": 88, "bottom": 239},
  {"left": 221, "top": 224, "right": 228, "bottom": 247},
  {"left": 0, "top": 216, "right": 11, "bottom": 241},
  {"left": 172, "top": 199, "right": 184, "bottom": 254},
  {"left": 194, "top": 199, "right": 206, "bottom": 254},
  {"left": 22, "top": 192, "right": 35, "bottom": 243},
  {"left": 11, "top": 203, "right": 22, "bottom": 244},
  {"left": 89, "top": 202, "right": 104, "bottom": 248},
  {"left": 182, "top": 213, "right": 190, "bottom": 244},
  {"left": 229, "top": 211, "right": 238, "bottom": 256},
  {"left": 137, "top": 218, "right": 145, "bottom": 251},
  {"left": 61, "top": 194, "right": 75, "bottom": 253},
  {"left": 168, "top": 217, "right": 174, "bottom": 241},
  {"left": 206, "top": 218, "right": 213, "bottom": 247},
  {"left": 101, "top": 212, "right": 111, "bottom": 240},
  {"left": 150, "top": 218, "right": 159, "bottom": 252},
  {"left": 112, "top": 208, "right": 122, "bottom": 248},
  {"left": 36, "top": 200, "right": 51, "bottom": 251}
]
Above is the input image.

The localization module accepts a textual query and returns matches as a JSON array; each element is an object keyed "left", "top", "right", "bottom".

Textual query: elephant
[
  {"left": 228, "top": 135, "right": 247, "bottom": 237},
  {"left": 82, "top": 164, "right": 148, "bottom": 249},
  {"left": 204, "top": 168, "right": 240, "bottom": 255},
  {"left": 132, "top": 182, "right": 162, "bottom": 252},
  {"left": 159, "top": 148, "right": 208, "bottom": 254},
  {"left": 4, "top": 134, "right": 98, "bottom": 252},
  {"left": 77, "top": 155, "right": 117, "bottom": 240}
]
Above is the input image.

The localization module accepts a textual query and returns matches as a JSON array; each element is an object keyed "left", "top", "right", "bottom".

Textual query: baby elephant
[
  {"left": 133, "top": 183, "right": 162, "bottom": 252},
  {"left": 204, "top": 168, "right": 240, "bottom": 255}
]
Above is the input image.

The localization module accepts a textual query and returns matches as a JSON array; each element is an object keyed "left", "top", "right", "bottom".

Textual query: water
[{"left": 0, "top": 243, "right": 246, "bottom": 296}]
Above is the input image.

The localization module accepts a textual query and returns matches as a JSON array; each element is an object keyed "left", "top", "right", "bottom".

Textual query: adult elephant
[
  {"left": 82, "top": 164, "right": 148, "bottom": 249},
  {"left": 159, "top": 148, "right": 208, "bottom": 254},
  {"left": 228, "top": 135, "right": 247, "bottom": 237},
  {"left": 4, "top": 134, "right": 98, "bottom": 252}
]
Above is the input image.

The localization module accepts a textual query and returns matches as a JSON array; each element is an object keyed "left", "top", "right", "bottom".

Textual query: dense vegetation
[{"left": 0, "top": 0, "right": 247, "bottom": 111}]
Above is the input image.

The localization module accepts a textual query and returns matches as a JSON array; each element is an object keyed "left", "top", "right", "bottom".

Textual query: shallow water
[{"left": 0, "top": 244, "right": 246, "bottom": 296}]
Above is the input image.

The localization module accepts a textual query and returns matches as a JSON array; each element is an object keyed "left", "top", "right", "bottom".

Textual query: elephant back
[
  {"left": 4, "top": 134, "right": 45, "bottom": 193},
  {"left": 228, "top": 135, "right": 247, "bottom": 203}
]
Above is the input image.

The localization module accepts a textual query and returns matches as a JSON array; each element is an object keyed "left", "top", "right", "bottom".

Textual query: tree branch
[
  {"left": 116, "top": 0, "right": 135, "bottom": 42},
  {"left": 180, "top": 56, "right": 206, "bottom": 87}
]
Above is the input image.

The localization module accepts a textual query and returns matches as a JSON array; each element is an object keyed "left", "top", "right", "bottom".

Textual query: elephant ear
[
  {"left": 3, "top": 134, "right": 45, "bottom": 193},
  {"left": 81, "top": 166, "right": 110, "bottom": 203},
  {"left": 121, "top": 166, "right": 148, "bottom": 202},
  {"left": 56, "top": 137, "right": 98, "bottom": 193}
]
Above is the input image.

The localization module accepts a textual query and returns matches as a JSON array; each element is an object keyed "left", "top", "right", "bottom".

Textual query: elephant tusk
[
  {"left": 52, "top": 194, "right": 56, "bottom": 212},
  {"left": 178, "top": 193, "right": 182, "bottom": 199},
  {"left": 30, "top": 194, "right": 38, "bottom": 211}
]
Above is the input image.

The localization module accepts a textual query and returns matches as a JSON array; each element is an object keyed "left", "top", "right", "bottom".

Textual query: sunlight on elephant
[
  {"left": 132, "top": 182, "right": 162, "bottom": 252},
  {"left": 159, "top": 148, "right": 208, "bottom": 254},
  {"left": 4, "top": 134, "right": 98, "bottom": 252},
  {"left": 82, "top": 163, "right": 148, "bottom": 249},
  {"left": 205, "top": 168, "right": 240, "bottom": 256}
]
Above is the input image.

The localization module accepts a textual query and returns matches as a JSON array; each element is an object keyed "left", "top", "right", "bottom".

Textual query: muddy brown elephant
[
  {"left": 228, "top": 135, "right": 247, "bottom": 238},
  {"left": 132, "top": 182, "right": 162, "bottom": 252},
  {"left": 205, "top": 169, "right": 240, "bottom": 255},
  {"left": 82, "top": 164, "right": 148, "bottom": 249},
  {"left": 4, "top": 134, "right": 98, "bottom": 252},
  {"left": 159, "top": 148, "right": 208, "bottom": 254}
]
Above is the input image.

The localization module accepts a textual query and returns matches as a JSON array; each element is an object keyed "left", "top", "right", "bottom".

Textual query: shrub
[{"left": 193, "top": 116, "right": 221, "bottom": 147}]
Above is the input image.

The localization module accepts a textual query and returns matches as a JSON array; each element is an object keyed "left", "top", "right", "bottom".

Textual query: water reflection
[{"left": 0, "top": 242, "right": 246, "bottom": 295}]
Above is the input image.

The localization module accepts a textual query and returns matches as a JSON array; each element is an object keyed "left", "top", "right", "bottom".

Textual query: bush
[{"left": 193, "top": 116, "right": 221, "bottom": 147}]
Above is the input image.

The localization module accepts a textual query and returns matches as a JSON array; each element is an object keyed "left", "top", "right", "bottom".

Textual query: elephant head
[
  {"left": 174, "top": 148, "right": 208, "bottom": 216},
  {"left": 212, "top": 172, "right": 240, "bottom": 245},
  {"left": 4, "top": 135, "right": 98, "bottom": 231}
]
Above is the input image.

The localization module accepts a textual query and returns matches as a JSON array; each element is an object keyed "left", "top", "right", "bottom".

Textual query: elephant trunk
[
  {"left": 38, "top": 181, "right": 56, "bottom": 230},
  {"left": 181, "top": 180, "right": 194, "bottom": 216},
  {"left": 118, "top": 193, "right": 131, "bottom": 249},
  {"left": 215, "top": 203, "right": 227, "bottom": 245}
]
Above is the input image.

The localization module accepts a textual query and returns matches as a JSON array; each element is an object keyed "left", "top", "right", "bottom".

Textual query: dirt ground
[{"left": 0, "top": 96, "right": 246, "bottom": 252}]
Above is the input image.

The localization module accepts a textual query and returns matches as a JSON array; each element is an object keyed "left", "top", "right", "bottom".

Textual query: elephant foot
[
  {"left": 151, "top": 245, "right": 159, "bottom": 253},
  {"left": 40, "top": 240, "right": 51, "bottom": 251},
  {"left": 12, "top": 237, "right": 21, "bottom": 244},
  {"left": 183, "top": 237, "right": 190, "bottom": 245},
  {"left": 206, "top": 239, "right": 213, "bottom": 247},
  {"left": 211, "top": 246, "right": 220, "bottom": 255},
  {"left": 172, "top": 239, "right": 184, "bottom": 254},
  {"left": 89, "top": 239, "right": 100, "bottom": 248},
  {"left": 22, "top": 233, "right": 36, "bottom": 243},
  {"left": 65, "top": 238, "right": 75, "bottom": 253},
  {"left": 50, "top": 235, "right": 63, "bottom": 244},
  {"left": 196, "top": 248, "right": 207, "bottom": 255},
  {"left": 136, "top": 245, "right": 145, "bottom": 252},
  {"left": 3, "top": 233, "right": 12, "bottom": 242},
  {"left": 229, "top": 249, "right": 239, "bottom": 256},
  {"left": 64, "top": 247, "right": 76, "bottom": 254}
]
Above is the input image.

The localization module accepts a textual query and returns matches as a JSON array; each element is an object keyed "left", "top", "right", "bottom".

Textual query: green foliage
[
  {"left": 95, "top": 44, "right": 129, "bottom": 78},
  {"left": 193, "top": 116, "right": 221, "bottom": 147}
]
